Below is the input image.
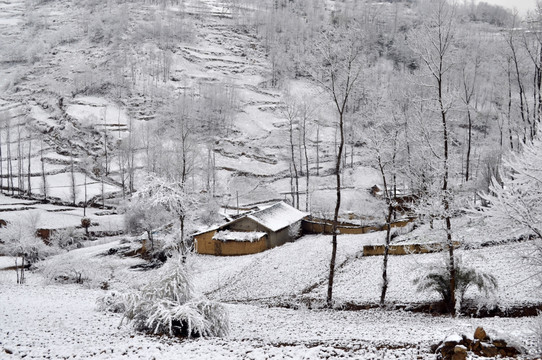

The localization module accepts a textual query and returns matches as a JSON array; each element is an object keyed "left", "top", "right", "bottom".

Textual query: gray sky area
[{"left": 479, "top": 0, "right": 536, "bottom": 15}]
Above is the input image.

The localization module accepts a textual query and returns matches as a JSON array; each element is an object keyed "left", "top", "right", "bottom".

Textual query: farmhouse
[{"left": 194, "top": 202, "right": 308, "bottom": 256}]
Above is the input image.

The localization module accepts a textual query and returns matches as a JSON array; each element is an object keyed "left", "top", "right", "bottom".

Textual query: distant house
[
  {"left": 194, "top": 202, "right": 308, "bottom": 256},
  {"left": 369, "top": 184, "right": 417, "bottom": 213}
]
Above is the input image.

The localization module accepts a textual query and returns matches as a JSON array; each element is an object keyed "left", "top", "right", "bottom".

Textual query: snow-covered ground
[
  {"left": 0, "top": 229, "right": 539, "bottom": 358},
  {"left": 191, "top": 231, "right": 541, "bottom": 307},
  {"left": 0, "top": 271, "right": 536, "bottom": 359},
  {"left": 0, "top": 194, "right": 124, "bottom": 232}
]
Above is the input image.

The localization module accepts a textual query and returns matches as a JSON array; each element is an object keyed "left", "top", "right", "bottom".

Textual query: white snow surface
[
  {"left": 0, "top": 231, "right": 539, "bottom": 358},
  {"left": 0, "top": 280, "right": 535, "bottom": 359},
  {"left": 212, "top": 230, "right": 266, "bottom": 242},
  {"left": 247, "top": 202, "right": 308, "bottom": 232},
  {"left": 0, "top": 194, "right": 124, "bottom": 231}
]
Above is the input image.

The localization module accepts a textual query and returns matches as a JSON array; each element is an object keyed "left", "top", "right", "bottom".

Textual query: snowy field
[
  {"left": 0, "top": 281, "right": 534, "bottom": 359},
  {"left": 0, "top": 232, "right": 540, "bottom": 359},
  {"left": 0, "top": 194, "right": 124, "bottom": 232}
]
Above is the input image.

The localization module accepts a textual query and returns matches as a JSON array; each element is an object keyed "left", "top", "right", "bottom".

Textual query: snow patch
[{"left": 213, "top": 230, "right": 266, "bottom": 242}]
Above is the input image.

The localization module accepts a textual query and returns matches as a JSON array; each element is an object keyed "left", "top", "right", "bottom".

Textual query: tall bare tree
[
  {"left": 40, "top": 137, "right": 47, "bottom": 200},
  {"left": 410, "top": 0, "right": 459, "bottom": 315},
  {"left": 281, "top": 97, "right": 300, "bottom": 209},
  {"left": 310, "top": 22, "right": 370, "bottom": 307}
]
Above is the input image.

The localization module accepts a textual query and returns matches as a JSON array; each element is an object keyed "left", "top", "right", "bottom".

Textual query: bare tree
[
  {"left": 299, "top": 100, "right": 316, "bottom": 212},
  {"left": 410, "top": 0, "right": 459, "bottom": 315},
  {"left": 366, "top": 112, "right": 404, "bottom": 306},
  {"left": 310, "top": 22, "right": 370, "bottom": 307},
  {"left": 0, "top": 112, "right": 4, "bottom": 193},
  {"left": 16, "top": 117, "right": 23, "bottom": 195},
  {"left": 6, "top": 116, "right": 14, "bottom": 195},
  {"left": 138, "top": 174, "right": 197, "bottom": 259},
  {"left": 124, "top": 194, "right": 168, "bottom": 251},
  {"left": 27, "top": 134, "right": 32, "bottom": 197},
  {"left": 505, "top": 23, "right": 533, "bottom": 144},
  {"left": 459, "top": 42, "right": 481, "bottom": 182},
  {"left": 281, "top": 97, "right": 300, "bottom": 209},
  {"left": 0, "top": 212, "right": 47, "bottom": 284},
  {"left": 40, "top": 137, "right": 47, "bottom": 200}
]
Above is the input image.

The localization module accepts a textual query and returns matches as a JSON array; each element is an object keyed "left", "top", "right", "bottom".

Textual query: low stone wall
[
  {"left": 302, "top": 217, "right": 414, "bottom": 235},
  {"left": 363, "top": 241, "right": 461, "bottom": 256}
]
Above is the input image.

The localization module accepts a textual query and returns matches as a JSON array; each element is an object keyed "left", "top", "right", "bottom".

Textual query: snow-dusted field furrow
[{"left": 192, "top": 233, "right": 382, "bottom": 301}]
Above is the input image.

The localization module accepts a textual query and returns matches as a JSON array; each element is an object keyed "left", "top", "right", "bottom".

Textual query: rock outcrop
[{"left": 434, "top": 327, "right": 523, "bottom": 359}]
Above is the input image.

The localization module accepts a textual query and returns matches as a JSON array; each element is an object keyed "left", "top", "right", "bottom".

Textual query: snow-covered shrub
[
  {"left": 84, "top": 6, "right": 127, "bottom": 45},
  {"left": 0, "top": 212, "right": 56, "bottom": 283},
  {"left": 97, "top": 291, "right": 126, "bottom": 313},
  {"left": 39, "top": 252, "right": 112, "bottom": 288},
  {"left": 50, "top": 227, "right": 85, "bottom": 250},
  {"left": 25, "top": 40, "right": 47, "bottom": 64},
  {"left": 155, "top": 232, "right": 184, "bottom": 257},
  {"left": 198, "top": 197, "right": 222, "bottom": 227},
  {"left": 122, "top": 196, "right": 169, "bottom": 251},
  {"left": 116, "top": 257, "right": 229, "bottom": 338},
  {"left": 412, "top": 257, "right": 498, "bottom": 312},
  {"left": 477, "top": 135, "right": 542, "bottom": 282},
  {"left": 288, "top": 221, "right": 302, "bottom": 239}
]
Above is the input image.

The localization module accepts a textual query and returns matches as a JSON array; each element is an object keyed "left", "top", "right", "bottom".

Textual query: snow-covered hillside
[
  {"left": 0, "top": 0, "right": 383, "bottom": 217},
  {"left": 0, "top": 0, "right": 540, "bottom": 358}
]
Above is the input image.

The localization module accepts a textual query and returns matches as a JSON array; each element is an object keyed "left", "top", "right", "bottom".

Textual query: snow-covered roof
[
  {"left": 212, "top": 230, "right": 266, "bottom": 243},
  {"left": 246, "top": 202, "right": 308, "bottom": 232}
]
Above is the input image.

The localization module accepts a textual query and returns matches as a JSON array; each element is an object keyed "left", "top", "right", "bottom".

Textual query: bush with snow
[
  {"left": 0, "top": 212, "right": 56, "bottom": 283},
  {"left": 478, "top": 135, "right": 542, "bottom": 241},
  {"left": 288, "top": 220, "right": 302, "bottom": 239},
  {"left": 39, "top": 251, "right": 113, "bottom": 288},
  {"left": 50, "top": 227, "right": 85, "bottom": 250},
  {"left": 101, "top": 256, "right": 229, "bottom": 338},
  {"left": 96, "top": 291, "right": 126, "bottom": 313}
]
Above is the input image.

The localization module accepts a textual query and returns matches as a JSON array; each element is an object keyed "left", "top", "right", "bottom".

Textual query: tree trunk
[
  {"left": 0, "top": 121, "right": 3, "bottom": 193},
  {"left": 316, "top": 123, "right": 320, "bottom": 176},
  {"left": 27, "top": 137, "right": 32, "bottom": 196},
  {"left": 380, "top": 203, "right": 393, "bottom": 306},
  {"left": 84, "top": 173, "right": 87, "bottom": 217},
  {"left": 439, "top": 75, "right": 456, "bottom": 316},
  {"left": 41, "top": 139, "right": 47, "bottom": 200},
  {"left": 101, "top": 174, "right": 105, "bottom": 209},
  {"left": 180, "top": 215, "right": 186, "bottom": 262},
  {"left": 103, "top": 107, "right": 110, "bottom": 175},
  {"left": 7, "top": 122, "right": 14, "bottom": 195},
  {"left": 128, "top": 117, "right": 135, "bottom": 193},
  {"left": 327, "top": 111, "right": 344, "bottom": 308},
  {"left": 70, "top": 146, "right": 76, "bottom": 206},
  {"left": 510, "top": 36, "right": 531, "bottom": 143},
  {"left": 507, "top": 58, "right": 514, "bottom": 150},
  {"left": 289, "top": 115, "right": 299, "bottom": 209},
  {"left": 17, "top": 120, "right": 22, "bottom": 195},
  {"left": 303, "top": 116, "right": 310, "bottom": 212},
  {"left": 465, "top": 106, "right": 472, "bottom": 182},
  {"left": 15, "top": 257, "right": 19, "bottom": 284},
  {"left": 537, "top": 47, "right": 542, "bottom": 136},
  {"left": 20, "top": 256, "right": 25, "bottom": 284}
]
